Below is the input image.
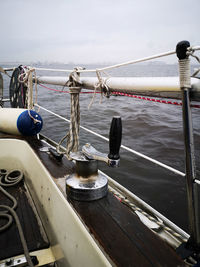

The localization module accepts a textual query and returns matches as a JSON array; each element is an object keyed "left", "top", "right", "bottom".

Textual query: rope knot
[
  {"left": 18, "top": 66, "right": 35, "bottom": 85},
  {"left": 66, "top": 67, "right": 83, "bottom": 87},
  {"left": 88, "top": 69, "right": 111, "bottom": 109},
  {"left": 101, "top": 83, "right": 111, "bottom": 98}
]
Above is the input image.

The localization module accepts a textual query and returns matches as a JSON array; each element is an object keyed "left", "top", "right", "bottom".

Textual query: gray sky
[{"left": 0, "top": 0, "right": 199, "bottom": 64}]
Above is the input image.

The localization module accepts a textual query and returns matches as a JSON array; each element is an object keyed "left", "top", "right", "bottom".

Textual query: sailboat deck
[
  {"left": 0, "top": 133, "right": 185, "bottom": 266},
  {"left": 0, "top": 176, "right": 49, "bottom": 260}
]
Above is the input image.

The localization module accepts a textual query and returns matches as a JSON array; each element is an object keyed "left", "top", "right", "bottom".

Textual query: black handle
[
  {"left": 108, "top": 116, "right": 122, "bottom": 160},
  {"left": 49, "top": 148, "right": 64, "bottom": 161}
]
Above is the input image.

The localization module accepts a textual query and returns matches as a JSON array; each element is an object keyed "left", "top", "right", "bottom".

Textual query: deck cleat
[{"left": 66, "top": 116, "right": 122, "bottom": 201}]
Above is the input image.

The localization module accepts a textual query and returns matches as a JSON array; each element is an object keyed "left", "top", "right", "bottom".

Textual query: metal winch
[{"left": 66, "top": 116, "right": 122, "bottom": 201}]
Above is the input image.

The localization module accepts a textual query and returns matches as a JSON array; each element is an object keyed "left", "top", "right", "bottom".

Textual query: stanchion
[{"left": 176, "top": 40, "right": 200, "bottom": 248}]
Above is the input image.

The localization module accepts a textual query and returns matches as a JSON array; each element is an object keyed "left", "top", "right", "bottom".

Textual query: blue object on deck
[{"left": 17, "top": 110, "right": 43, "bottom": 136}]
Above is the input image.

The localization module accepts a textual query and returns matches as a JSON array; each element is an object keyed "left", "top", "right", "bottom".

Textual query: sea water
[{"left": 2, "top": 62, "right": 200, "bottom": 232}]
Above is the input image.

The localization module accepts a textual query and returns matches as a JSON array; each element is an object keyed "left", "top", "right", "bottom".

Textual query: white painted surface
[{"left": 0, "top": 108, "right": 25, "bottom": 135}]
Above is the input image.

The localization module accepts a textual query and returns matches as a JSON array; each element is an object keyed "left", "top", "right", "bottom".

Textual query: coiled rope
[
  {"left": 18, "top": 66, "right": 34, "bottom": 109},
  {"left": 0, "top": 169, "right": 34, "bottom": 267}
]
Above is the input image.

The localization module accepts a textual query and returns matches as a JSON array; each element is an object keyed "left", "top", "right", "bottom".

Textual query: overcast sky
[{"left": 0, "top": 0, "right": 199, "bottom": 64}]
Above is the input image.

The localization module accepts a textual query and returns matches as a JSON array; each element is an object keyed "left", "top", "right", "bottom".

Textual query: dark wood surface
[
  {"left": 25, "top": 135, "right": 75, "bottom": 178},
  {"left": 0, "top": 133, "right": 185, "bottom": 266},
  {"left": 0, "top": 181, "right": 49, "bottom": 260},
  {"left": 70, "top": 193, "right": 186, "bottom": 267}
]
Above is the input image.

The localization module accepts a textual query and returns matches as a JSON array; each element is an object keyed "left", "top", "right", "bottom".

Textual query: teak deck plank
[{"left": 70, "top": 193, "right": 185, "bottom": 267}]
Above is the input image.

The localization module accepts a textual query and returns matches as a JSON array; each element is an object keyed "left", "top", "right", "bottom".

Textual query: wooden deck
[
  {"left": 70, "top": 193, "right": 186, "bottom": 266},
  {"left": 0, "top": 178, "right": 49, "bottom": 260},
  {"left": 0, "top": 133, "right": 186, "bottom": 266}
]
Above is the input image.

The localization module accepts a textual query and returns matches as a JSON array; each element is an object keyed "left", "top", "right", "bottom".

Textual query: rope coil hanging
[
  {"left": 17, "top": 66, "right": 41, "bottom": 125},
  {"left": 18, "top": 66, "right": 35, "bottom": 109},
  {"left": 57, "top": 69, "right": 82, "bottom": 156},
  {"left": 66, "top": 86, "right": 81, "bottom": 154}
]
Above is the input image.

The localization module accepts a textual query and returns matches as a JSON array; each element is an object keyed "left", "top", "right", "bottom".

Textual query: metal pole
[
  {"left": 176, "top": 41, "right": 200, "bottom": 247},
  {"left": 0, "top": 73, "right": 3, "bottom": 107}
]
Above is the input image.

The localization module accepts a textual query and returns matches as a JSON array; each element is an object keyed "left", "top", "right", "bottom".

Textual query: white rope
[
  {"left": 87, "top": 80, "right": 98, "bottom": 110},
  {"left": 27, "top": 69, "right": 33, "bottom": 109},
  {"left": 27, "top": 109, "right": 41, "bottom": 124},
  {"left": 18, "top": 66, "right": 29, "bottom": 84},
  {"left": 88, "top": 70, "right": 103, "bottom": 109},
  {"left": 187, "top": 46, "right": 200, "bottom": 53},
  {"left": 178, "top": 58, "right": 191, "bottom": 88},
  {"left": 18, "top": 67, "right": 42, "bottom": 124},
  {"left": 33, "top": 70, "right": 39, "bottom": 108},
  {"left": 55, "top": 87, "right": 81, "bottom": 156},
  {"left": 88, "top": 69, "right": 112, "bottom": 109},
  {"left": 98, "top": 50, "right": 176, "bottom": 72},
  {"left": 34, "top": 67, "right": 73, "bottom": 72},
  {"left": 191, "top": 68, "right": 200, "bottom": 78},
  {"left": 0, "top": 67, "right": 12, "bottom": 77},
  {"left": 195, "top": 179, "right": 200, "bottom": 185},
  {"left": 35, "top": 104, "right": 185, "bottom": 177},
  {"left": 33, "top": 50, "right": 176, "bottom": 74},
  {"left": 18, "top": 66, "right": 34, "bottom": 109},
  {"left": 2, "top": 47, "right": 198, "bottom": 75},
  {"left": 66, "top": 87, "right": 80, "bottom": 154}
]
